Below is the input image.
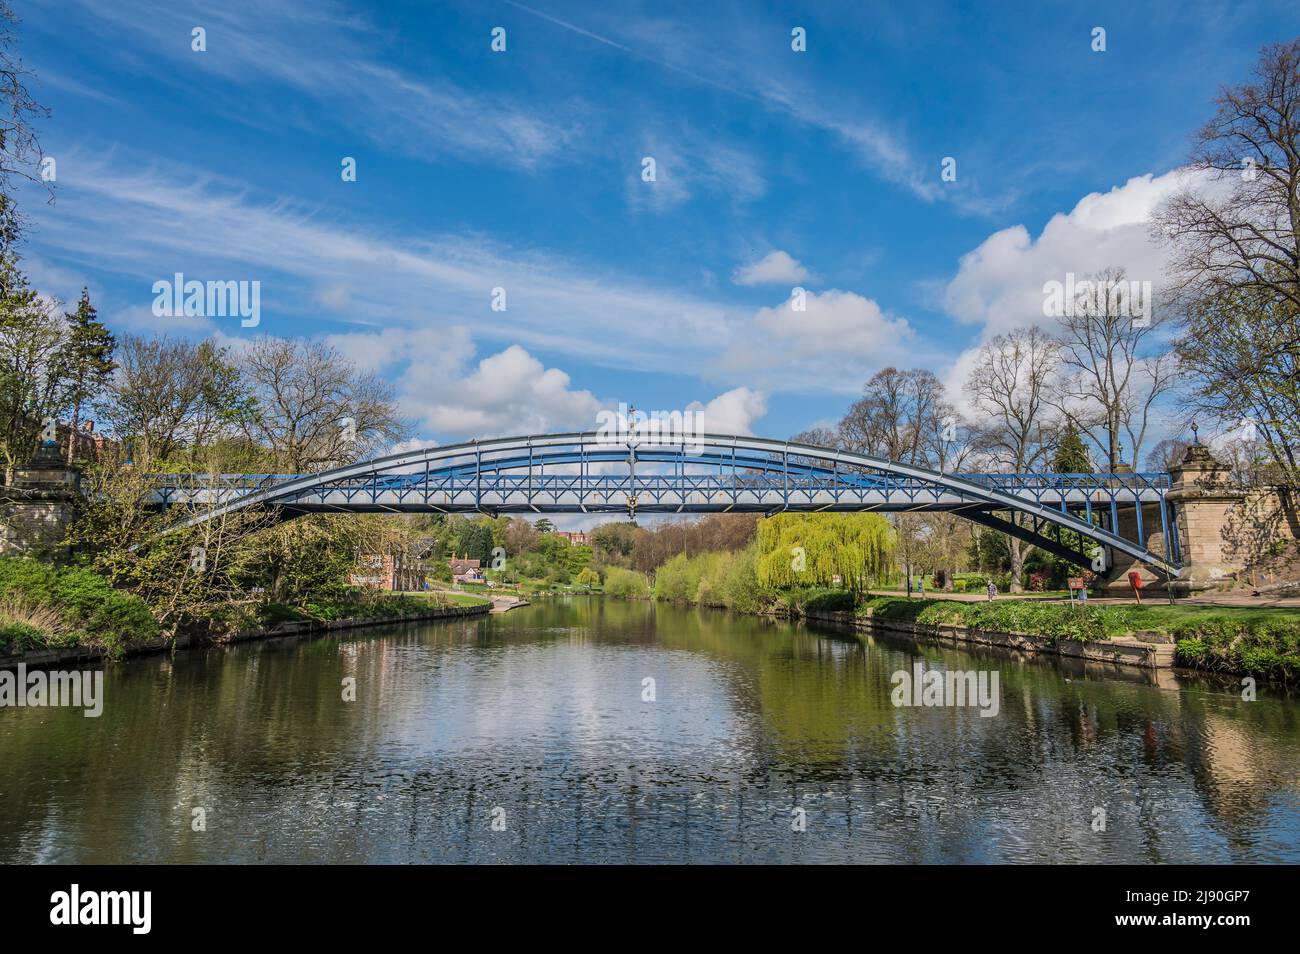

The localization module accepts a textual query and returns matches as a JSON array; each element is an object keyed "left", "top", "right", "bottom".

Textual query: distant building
[
  {"left": 553, "top": 531, "right": 591, "bottom": 546},
  {"left": 449, "top": 554, "right": 484, "bottom": 584},
  {"left": 351, "top": 550, "right": 426, "bottom": 591}
]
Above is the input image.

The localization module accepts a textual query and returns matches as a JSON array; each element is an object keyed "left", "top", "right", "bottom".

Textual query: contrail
[{"left": 502, "top": 0, "right": 762, "bottom": 103}]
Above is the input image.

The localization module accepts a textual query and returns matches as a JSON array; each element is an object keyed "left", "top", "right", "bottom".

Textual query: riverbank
[
  {"left": 637, "top": 557, "right": 1299, "bottom": 682},
  {"left": 0, "top": 600, "right": 491, "bottom": 670},
  {"left": 803, "top": 605, "right": 1175, "bottom": 670},
  {"left": 847, "top": 595, "right": 1299, "bottom": 683}
]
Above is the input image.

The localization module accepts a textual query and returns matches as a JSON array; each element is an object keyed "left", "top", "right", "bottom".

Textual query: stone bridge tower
[{"left": 0, "top": 442, "right": 82, "bottom": 559}]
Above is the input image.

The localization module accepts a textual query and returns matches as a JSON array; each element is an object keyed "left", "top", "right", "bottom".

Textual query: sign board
[{"left": 1068, "top": 577, "right": 1085, "bottom": 590}]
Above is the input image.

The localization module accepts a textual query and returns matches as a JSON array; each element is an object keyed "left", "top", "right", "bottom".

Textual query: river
[{"left": 2, "top": 598, "right": 1298, "bottom": 863}]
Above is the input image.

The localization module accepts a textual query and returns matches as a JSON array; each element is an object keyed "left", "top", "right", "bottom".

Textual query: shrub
[
  {"left": 1173, "top": 616, "right": 1300, "bottom": 683},
  {"left": 0, "top": 558, "right": 159, "bottom": 658},
  {"left": 654, "top": 553, "right": 704, "bottom": 603},
  {"left": 604, "top": 567, "right": 649, "bottom": 599},
  {"left": 0, "top": 558, "right": 56, "bottom": 604},
  {"left": 803, "top": 590, "right": 855, "bottom": 614},
  {"left": 720, "top": 546, "right": 765, "bottom": 614},
  {"left": 258, "top": 602, "right": 310, "bottom": 625},
  {"left": 52, "top": 566, "right": 160, "bottom": 648},
  {"left": 0, "top": 620, "right": 47, "bottom": 653}
]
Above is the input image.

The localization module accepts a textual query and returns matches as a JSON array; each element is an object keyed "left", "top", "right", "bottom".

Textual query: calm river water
[{"left": 2, "top": 598, "right": 1298, "bottom": 863}]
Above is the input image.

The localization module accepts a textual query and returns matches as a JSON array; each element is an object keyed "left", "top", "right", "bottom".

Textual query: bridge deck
[{"left": 140, "top": 433, "right": 1182, "bottom": 575}]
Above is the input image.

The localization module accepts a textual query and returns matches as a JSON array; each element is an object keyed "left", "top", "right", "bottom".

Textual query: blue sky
[{"left": 15, "top": 0, "right": 1300, "bottom": 446}]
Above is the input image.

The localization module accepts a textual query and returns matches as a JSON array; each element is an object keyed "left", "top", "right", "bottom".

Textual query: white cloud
[
  {"left": 326, "top": 324, "right": 768, "bottom": 443},
  {"left": 625, "top": 128, "right": 767, "bottom": 211},
  {"left": 33, "top": 153, "right": 925, "bottom": 403},
  {"left": 935, "top": 168, "right": 1223, "bottom": 448},
  {"left": 942, "top": 169, "right": 1204, "bottom": 334},
  {"left": 387, "top": 437, "right": 438, "bottom": 456},
  {"left": 732, "top": 250, "right": 809, "bottom": 286},
  {"left": 688, "top": 387, "right": 767, "bottom": 435},
  {"left": 110, "top": 304, "right": 217, "bottom": 336},
  {"left": 33, "top": 152, "right": 746, "bottom": 376},
  {"left": 723, "top": 289, "right": 919, "bottom": 393},
  {"left": 326, "top": 327, "right": 603, "bottom": 439}
]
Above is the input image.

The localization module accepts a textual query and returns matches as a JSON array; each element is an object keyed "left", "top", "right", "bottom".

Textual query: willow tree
[{"left": 756, "top": 513, "right": 894, "bottom": 596}]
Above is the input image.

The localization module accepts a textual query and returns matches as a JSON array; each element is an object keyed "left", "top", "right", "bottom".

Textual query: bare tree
[
  {"left": 238, "top": 337, "right": 404, "bottom": 473},
  {"left": 0, "top": 2, "right": 49, "bottom": 204},
  {"left": 834, "top": 368, "right": 967, "bottom": 591},
  {"left": 1155, "top": 40, "right": 1300, "bottom": 487},
  {"left": 838, "top": 367, "right": 947, "bottom": 466},
  {"left": 1152, "top": 38, "right": 1300, "bottom": 316},
  {"left": 1145, "top": 437, "right": 1192, "bottom": 472},
  {"left": 789, "top": 425, "right": 839, "bottom": 449},
  {"left": 1053, "top": 267, "right": 1177, "bottom": 470},
  {"left": 1178, "top": 285, "right": 1300, "bottom": 485},
  {"left": 965, "top": 326, "right": 1060, "bottom": 590}
]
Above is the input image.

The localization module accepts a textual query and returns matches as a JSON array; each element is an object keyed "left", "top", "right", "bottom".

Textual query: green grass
[
  {"left": 382, "top": 589, "right": 490, "bottom": 607},
  {"left": 438, "top": 591, "right": 493, "bottom": 607},
  {"left": 855, "top": 594, "right": 1300, "bottom": 683}
]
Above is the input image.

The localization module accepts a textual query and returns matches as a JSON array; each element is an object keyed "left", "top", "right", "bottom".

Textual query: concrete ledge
[
  {"left": 0, "top": 602, "right": 491, "bottom": 671},
  {"left": 804, "top": 609, "right": 1176, "bottom": 669}
]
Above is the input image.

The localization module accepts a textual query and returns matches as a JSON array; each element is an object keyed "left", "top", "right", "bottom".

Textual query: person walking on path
[{"left": 986, "top": 579, "right": 997, "bottom": 601}]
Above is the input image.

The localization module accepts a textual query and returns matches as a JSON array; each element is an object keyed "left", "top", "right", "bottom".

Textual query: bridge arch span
[{"left": 151, "top": 432, "right": 1181, "bottom": 577}]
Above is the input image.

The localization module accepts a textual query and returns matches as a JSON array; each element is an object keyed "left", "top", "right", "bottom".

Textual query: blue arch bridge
[{"left": 149, "top": 432, "right": 1184, "bottom": 581}]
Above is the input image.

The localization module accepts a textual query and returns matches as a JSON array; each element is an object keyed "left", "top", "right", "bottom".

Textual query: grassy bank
[
  {"left": 0, "top": 557, "right": 158, "bottom": 659},
  {"left": 623, "top": 547, "right": 1300, "bottom": 682},
  {"left": 247, "top": 588, "right": 480, "bottom": 627},
  {"left": 857, "top": 596, "right": 1300, "bottom": 684},
  {"left": 407, "top": 590, "right": 493, "bottom": 608},
  {"left": 0, "top": 556, "right": 489, "bottom": 660}
]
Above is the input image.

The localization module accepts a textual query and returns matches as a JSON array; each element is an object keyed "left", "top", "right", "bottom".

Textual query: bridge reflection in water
[{"left": 1, "top": 601, "right": 1295, "bottom": 864}]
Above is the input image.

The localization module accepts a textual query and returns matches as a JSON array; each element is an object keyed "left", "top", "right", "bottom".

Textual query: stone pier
[
  {"left": 1105, "top": 443, "right": 1297, "bottom": 595},
  {"left": 0, "top": 443, "right": 82, "bottom": 559}
]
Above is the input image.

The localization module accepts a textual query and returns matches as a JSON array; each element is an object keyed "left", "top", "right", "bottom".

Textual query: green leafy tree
[
  {"left": 755, "top": 513, "right": 894, "bottom": 597},
  {"left": 0, "top": 255, "right": 65, "bottom": 476},
  {"left": 603, "top": 566, "right": 648, "bottom": 598},
  {"left": 566, "top": 543, "right": 593, "bottom": 574},
  {"left": 1052, "top": 422, "right": 1093, "bottom": 472},
  {"left": 1049, "top": 423, "right": 1100, "bottom": 576},
  {"left": 592, "top": 522, "right": 638, "bottom": 564},
  {"left": 461, "top": 521, "right": 494, "bottom": 565},
  {"left": 59, "top": 287, "right": 115, "bottom": 464},
  {"left": 100, "top": 336, "right": 248, "bottom": 466}
]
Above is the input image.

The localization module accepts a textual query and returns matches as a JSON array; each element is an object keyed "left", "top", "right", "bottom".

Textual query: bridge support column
[
  {"left": 0, "top": 443, "right": 81, "bottom": 559},
  {"left": 1099, "top": 497, "right": 1171, "bottom": 595},
  {"left": 1164, "top": 444, "right": 1294, "bottom": 595}
]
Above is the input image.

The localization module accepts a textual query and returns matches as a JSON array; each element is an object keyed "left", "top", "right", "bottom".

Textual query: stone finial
[{"left": 1175, "top": 441, "right": 1223, "bottom": 473}]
